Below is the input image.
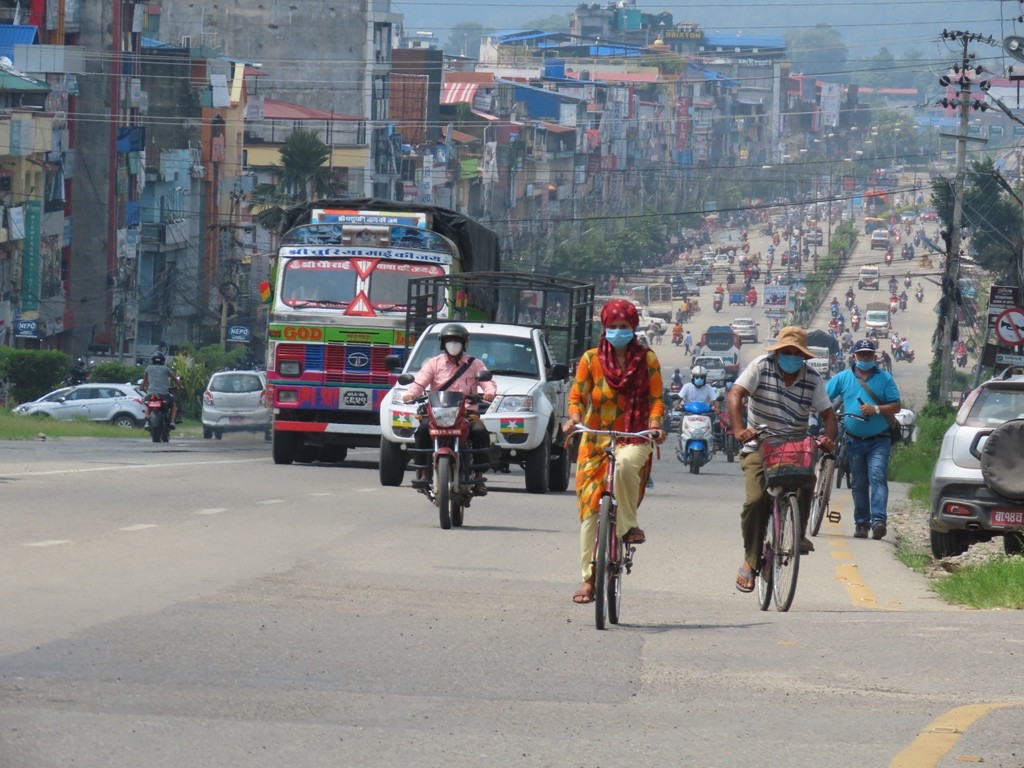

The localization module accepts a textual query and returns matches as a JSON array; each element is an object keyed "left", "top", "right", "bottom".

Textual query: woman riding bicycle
[
  {"left": 726, "top": 326, "right": 837, "bottom": 593},
  {"left": 563, "top": 299, "right": 667, "bottom": 604}
]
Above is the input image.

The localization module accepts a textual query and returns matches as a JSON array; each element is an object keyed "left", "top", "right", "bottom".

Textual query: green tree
[
  {"left": 785, "top": 25, "right": 849, "bottom": 80},
  {"left": 249, "top": 129, "right": 339, "bottom": 233},
  {"left": 446, "top": 22, "right": 490, "bottom": 59}
]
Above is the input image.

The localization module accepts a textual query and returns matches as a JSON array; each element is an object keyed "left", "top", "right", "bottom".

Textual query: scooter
[
  {"left": 893, "top": 346, "right": 916, "bottom": 363},
  {"left": 400, "top": 371, "right": 492, "bottom": 530},
  {"left": 713, "top": 293, "right": 723, "bottom": 312},
  {"left": 884, "top": 249, "right": 893, "bottom": 265},
  {"left": 145, "top": 393, "right": 172, "bottom": 444},
  {"left": 676, "top": 401, "right": 715, "bottom": 475},
  {"left": 850, "top": 312, "right": 860, "bottom": 332},
  {"left": 889, "top": 296, "right": 899, "bottom": 315},
  {"left": 915, "top": 287, "right": 924, "bottom": 303},
  {"left": 898, "top": 293, "right": 908, "bottom": 311}
]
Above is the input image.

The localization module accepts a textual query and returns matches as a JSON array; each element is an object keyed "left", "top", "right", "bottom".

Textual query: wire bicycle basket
[{"left": 760, "top": 434, "right": 818, "bottom": 488}]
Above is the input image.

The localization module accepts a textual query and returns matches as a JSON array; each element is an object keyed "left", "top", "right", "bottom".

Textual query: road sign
[
  {"left": 796, "top": 286, "right": 807, "bottom": 296},
  {"left": 994, "top": 307, "right": 1024, "bottom": 346},
  {"left": 995, "top": 352, "right": 1024, "bottom": 366},
  {"left": 987, "top": 285, "right": 1021, "bottom": 332}
]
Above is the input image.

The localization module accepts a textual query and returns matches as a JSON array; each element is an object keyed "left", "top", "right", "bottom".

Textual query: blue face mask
[
  {"left": 693, "top": 378, "right": 705, "bottom": 387},
  {"left": 855, "top": 360, "right": 876, "bottom": 371},
  {"left": 605, "top": 328, "right": 634, "bottom": 349},
  {"left": 777, "top": 354, "right": 805, "bottom": 374}
]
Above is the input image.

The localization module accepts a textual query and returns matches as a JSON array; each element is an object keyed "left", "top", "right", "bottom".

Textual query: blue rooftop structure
[
  {"left": 702, "top": 33, "right": 785, "bottom": 50},
  {"left": 0, "top": 25, "right": 38, "bottom": 65}
]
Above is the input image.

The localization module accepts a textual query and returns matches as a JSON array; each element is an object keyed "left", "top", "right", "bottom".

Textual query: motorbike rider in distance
[
  {"left": 402, "top": 323, "right": 497, "bottom": 493},
  {"left": 670, "top": 368, "right": 685, "bottom": 392},
  {"left": 69, "top": 357, "right": 89, "bottom": 386},
  {"left": 142, "top": 352, "right": 182, "bottom": 428},
  {"left": 680, "top": 365, "right": 718, "bottom": 410}
]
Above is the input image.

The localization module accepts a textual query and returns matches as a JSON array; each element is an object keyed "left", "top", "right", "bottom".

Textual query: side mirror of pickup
[
  {"left": 397, "top": 373, "right": 415, "bottom": 386},
  {"left": 385, "top": 354, "right": 403, "bottom": 373},
  {"left": 549, "top": 363, "right": 570, "bottom": 381}
]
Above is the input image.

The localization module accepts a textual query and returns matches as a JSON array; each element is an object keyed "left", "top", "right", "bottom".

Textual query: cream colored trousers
[{"left": 579, "top": 442, "right": 653, "bottom": 582}]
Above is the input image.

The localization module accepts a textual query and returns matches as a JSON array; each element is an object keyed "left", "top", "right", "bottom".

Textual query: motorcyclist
[
  {"left": 69, "top": 357, "right": 89, "bottom": 386},
  {"left": 889, "top": 276, "right": 899, "bottom": 294},
  {"left": 679, "top": 365, "right": 718, "bottom": 409},
  {"left": 402, "top": 323, "right": 497, "bottom": 493},
  {"left": 670, "top": 368, "right": 684, "bottom": 392},
  {"left": 845, "top": 286, "right": 855, "bottom": 305},
  {"left": 142, "top": 352, "right": 182, "bottom": 428},
  {"left": 898, "top": 290, "right": 908, "bottom": 308}
]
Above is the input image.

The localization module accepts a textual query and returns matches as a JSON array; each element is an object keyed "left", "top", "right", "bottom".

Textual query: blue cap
[{"left": 852, "top": 339, "right": 877, "bottom": 354}]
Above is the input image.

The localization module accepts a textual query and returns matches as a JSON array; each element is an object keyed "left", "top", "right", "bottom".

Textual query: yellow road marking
[
  {"left": 821, "top": 495, "right": 897, "bottom": 610},
  {"left": 890, "top": 702, "right": 1023, "bottom": 767}
]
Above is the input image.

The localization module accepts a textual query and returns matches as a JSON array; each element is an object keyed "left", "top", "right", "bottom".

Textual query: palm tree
[{"left": 249, "top": 129, "right": 341, "bottom": 233}]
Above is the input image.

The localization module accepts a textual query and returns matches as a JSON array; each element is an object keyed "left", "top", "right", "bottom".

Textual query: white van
[{"left": 858, "top": 265, "right": 880, "bottom": 290}]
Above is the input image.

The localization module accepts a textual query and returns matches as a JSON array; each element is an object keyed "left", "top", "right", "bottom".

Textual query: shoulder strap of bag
[
  {"left": 436, "top": 356, "right": 475, "bottom": 392},
  {"left": 858, "top": 376, "right": 898, "bottom": 424}
]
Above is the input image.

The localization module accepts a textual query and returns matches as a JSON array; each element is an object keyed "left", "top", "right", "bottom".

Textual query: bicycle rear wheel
[
  {"left": 809, "top": 457, "right": 835, "bottom": 537},
  {"left": 594, "top": 495, "right": 613, "bottom": 630},
  {"left": 773, "top": 493, "right": 801, "bottom": 612},
  {"left": 756, "top": 543, "right": 773, "bottom": 611}
]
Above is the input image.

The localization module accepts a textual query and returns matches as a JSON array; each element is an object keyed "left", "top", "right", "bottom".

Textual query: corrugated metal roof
[
  {"left": 262, "top": 98, "right": 361, "bottom": 121},
  {"left": 0, "top": 24, "right": 37, "bottom": 64},
  {"left": 442, "top": 82, "right": 479, "bottom": 105}
]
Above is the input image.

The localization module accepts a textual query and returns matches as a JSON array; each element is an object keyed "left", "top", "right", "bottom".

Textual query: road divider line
[
  {"left": 21, "top": 539, "right": 71, "bottom": 547},
  {"left": 194, "top": 508, "right": 227, "bottom": 515},
  {"left": 118, "top": 524, "right": 158, "bottom": 532},
  {"left": 890, "top": 701, "right": 1023, "bottom": 767},
  {"left": 1, "top": 458, "right": 266, "bottom": 478},
  {"left": 824, "top": 495, "right": 896, "bottom": 610}
]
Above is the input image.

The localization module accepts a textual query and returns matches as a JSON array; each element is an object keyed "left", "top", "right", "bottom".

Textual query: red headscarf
[{"left": 598, "top": 300, "right": 650, "bottom": 439}]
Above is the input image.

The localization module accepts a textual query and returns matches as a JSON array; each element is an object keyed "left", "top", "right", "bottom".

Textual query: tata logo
[
  {"left": 282, "top": 326, "right": 323, "bottom": 341},
  {"left": 347, "top": 351, "right": 370, "bottom": 368}
]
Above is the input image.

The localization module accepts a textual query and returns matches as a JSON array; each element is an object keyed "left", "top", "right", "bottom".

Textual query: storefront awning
[{"left": 442, "top": 82, "right": 479, "bottom": 105}]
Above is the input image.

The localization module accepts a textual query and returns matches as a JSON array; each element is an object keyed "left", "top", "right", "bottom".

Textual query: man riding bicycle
[{"left": 726, "top": 326, "right": 837, "bottom": 593}]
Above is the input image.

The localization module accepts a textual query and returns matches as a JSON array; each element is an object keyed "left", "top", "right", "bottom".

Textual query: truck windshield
[
  {"left": 280, "top": 257, "right": 445, "bottom": 312},
  {"left": 408, "top": 333, "right": 540, "bottom": 379}
]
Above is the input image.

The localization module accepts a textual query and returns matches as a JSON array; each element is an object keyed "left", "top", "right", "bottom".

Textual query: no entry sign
[{"left": 994, "top": 307, "right": 1024, "bottom": 346}]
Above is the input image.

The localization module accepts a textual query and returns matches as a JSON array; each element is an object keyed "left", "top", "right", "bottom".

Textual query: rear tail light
[
  {"left": 943, "top": 502, "right": 973, "bottom": 517},
  {"left": 259, "top": 388, "right": 268, "bottom": 407},
  {"left": 203, "top": 390, "right": 214, "bottom": 406}
]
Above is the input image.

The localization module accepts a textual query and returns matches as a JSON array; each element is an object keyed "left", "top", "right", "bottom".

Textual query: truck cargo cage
[{"left": 403, "top": 272, "right": 596, "bottom": 369}]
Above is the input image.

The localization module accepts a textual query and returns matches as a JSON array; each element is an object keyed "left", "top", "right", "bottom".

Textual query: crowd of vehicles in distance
[
  {"left": 729, "top": 317, "right": 759, "bottom": 344},
  {"left": 858, "top": 265, "right": 881, "bottom": 290},
  {"left": 379, "top": 272, "right": 594, "bottom": 494},
  {"left": 629, "top": 283, "right": 675, "bottom": 321},
  {"left": 262, "top": 200, "right": 500, "bottom": 466},
  {"left": 13, "top": 383, "right": 146, "bottom": 427},
  {"left": 929, "top": 370, "right": 1024, "bottom": 558},
  {"left": 201, "top": 370, "right": 272, "bottom": 440},
  {"left": 696, "top": 326, "right": 742, "bottom": 379},
  {"left": 870, "top": 230, "right": 890, "bottom": 250}
]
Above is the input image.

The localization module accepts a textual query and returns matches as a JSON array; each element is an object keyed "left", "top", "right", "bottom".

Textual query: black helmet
[
  {"left": 437, "top": 323, "right": 469, "bottom": 349},
  {"left": 151, "top": 352, "right": 165, "bottom": 364}
]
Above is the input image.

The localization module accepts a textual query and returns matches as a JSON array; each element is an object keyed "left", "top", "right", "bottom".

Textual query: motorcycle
[
  {"left": 715, "top": 403, "right": 737, "bottom": 463},
  {"left": 898, "top": 294, "right": 908, "bottom": 311},
  {"left": 845, "top": 294, "right": 855, "bottom": 310},
  {"left": 889, "top": 296, "right": 899, "bottom": 315},
  {"left": 830, "top": 302, "right": 840, "bottom": 319},
  {"left": 884, "top": 249, "right": 893, "bottom": 265},
  {"left": 145, "top": 393, "right": 172, "bottom": 444},
  {"left": 667, "top": 395, "right": 684, "bottom": 433},
  {"left": 402, "top": 372, "right": 492, "bottom": 530},
  {"left": 893, "top": 345, "right": 915, "bottom": 363},
  {"left": 746, "top": 290, "right": 758, "bottom": 307},
  {"left": 713, "top": 293, "right": 723, "bottom": 312},
  {"left": 904, "top": 276, "right": 912, "bottom": 289},
  {"left": 915, "top": 287, "right": 924, "bottom": 303},
  {"left": 850, "top": 312, "right": 860, "bottom": 332},
  {"left": 955, "top": 346, "right": 968, "bottom": 367},
  {"left": 676, "top": 401, "right": 715, "bottom": 474}
]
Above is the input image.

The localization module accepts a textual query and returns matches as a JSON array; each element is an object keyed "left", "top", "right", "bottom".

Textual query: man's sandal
[{"left": 736, "top": 566, "right": 756, "bottom": 593}]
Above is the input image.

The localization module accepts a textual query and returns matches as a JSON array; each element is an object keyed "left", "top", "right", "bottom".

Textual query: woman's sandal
[
  {"left": 736, "top": 565, "right": 756, "bottom": 593},
  {"left": 572, "top": 580, "right": 595, "bottom": 604},
  {"left": 623, "top": 527, "right": 646, "bottom": 545}
]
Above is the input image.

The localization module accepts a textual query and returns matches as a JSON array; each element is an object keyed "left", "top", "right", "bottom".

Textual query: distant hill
[{"left": 401, "top": 1, "right": 1013, "bottom": 63}]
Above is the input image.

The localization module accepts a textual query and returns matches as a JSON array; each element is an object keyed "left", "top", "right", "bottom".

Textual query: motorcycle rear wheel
[{"left": 150, "top": 411, "right": 164, "bottom": 443}]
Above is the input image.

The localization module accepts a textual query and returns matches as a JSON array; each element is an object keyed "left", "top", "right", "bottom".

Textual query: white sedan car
[{"left": 14, "top": 383, "right": 147, "bottom": 427}]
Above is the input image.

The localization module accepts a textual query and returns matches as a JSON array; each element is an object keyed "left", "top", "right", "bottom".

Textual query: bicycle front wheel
[
  {"left": 756, "top": 545, "right": 773, "bottom": 611},
  {"left": 607, "top": 536, "right": 623, "bottom": 625},
  {"left": 773, "top": 493, "right": 801, "bottom": 612},
  {"left": 809, "top": 457, "right": 835, "bottom": 537},
  {"left": 594, "top": 496, "right": 613, "bottom": 630}
]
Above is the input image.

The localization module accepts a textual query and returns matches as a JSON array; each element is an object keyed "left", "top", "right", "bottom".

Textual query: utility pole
[{"left": 936, "top": 30, "right": 991, "bottom": 404}]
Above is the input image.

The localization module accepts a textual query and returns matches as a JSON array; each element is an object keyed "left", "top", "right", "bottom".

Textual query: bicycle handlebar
[{"left": 570, "top": 425, "right": 661, "bottom": 440}]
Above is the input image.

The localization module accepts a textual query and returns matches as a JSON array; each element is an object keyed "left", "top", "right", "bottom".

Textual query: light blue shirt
[{"left": 826, "top": 366, "right": 900, "bottom": 438}]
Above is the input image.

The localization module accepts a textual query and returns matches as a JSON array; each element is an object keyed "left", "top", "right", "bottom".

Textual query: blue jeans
[{"left": 845, "top": 434, "right": 892, "bottom": 527}]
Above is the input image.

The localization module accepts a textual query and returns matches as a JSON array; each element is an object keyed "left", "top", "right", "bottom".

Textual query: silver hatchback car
[
  {"left": 201, "top": 370, "right": 272, "bottom": 440},
  {"left": 929, "top": 372, "right": 1024, "bottom": 558}
]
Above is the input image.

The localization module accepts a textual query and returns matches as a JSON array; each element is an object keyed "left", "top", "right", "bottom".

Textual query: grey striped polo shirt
[{"left": 735, "top": 354, "right": 832, "bottom": 452}]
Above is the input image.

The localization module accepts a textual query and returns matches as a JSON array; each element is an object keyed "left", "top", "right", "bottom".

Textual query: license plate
[
  {"left": 991, "top": 508, "right": 1024, "bottom": 527},
  {"left": 229, "top": 416, "right": 245, "bottom": 424}
]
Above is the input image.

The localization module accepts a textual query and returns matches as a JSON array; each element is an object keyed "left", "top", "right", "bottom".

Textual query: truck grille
[{"left": 278, "top": 343, "right": 395, "bottom": 385}]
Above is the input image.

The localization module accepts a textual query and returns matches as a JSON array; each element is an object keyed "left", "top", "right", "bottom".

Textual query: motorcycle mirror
[{"left": 476, "top": 370, "right": 493, "bottom": 382}]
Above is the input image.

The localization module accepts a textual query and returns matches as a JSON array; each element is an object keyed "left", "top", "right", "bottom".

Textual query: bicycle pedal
[{"left": 826, "top": 509, "right": 842, "bottom": 523}]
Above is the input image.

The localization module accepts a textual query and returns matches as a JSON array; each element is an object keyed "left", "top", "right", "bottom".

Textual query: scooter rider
[
  {"left": 402, "top": 323, "right": 497, "bottom": 493},
  {"left": 680, "top": 365, "right": 718, "bottom": 409},
  {"left": 142, "top": 352, "right": 182, "bottom": 428},
  {"left": 670, "top": 368, "right": 685, "bottom": 392},
  {"left": 69, "top": 357, "right": 89, "bottom": 386}
]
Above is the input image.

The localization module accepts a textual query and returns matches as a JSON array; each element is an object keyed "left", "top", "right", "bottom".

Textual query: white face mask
[{"left": 445, "top": 340, "right": 463, "bottom": 356}]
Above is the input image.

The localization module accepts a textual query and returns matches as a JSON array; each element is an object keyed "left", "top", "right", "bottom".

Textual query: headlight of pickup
[{"left": 492, "top": 395, "right": 534, "bottom": 412}]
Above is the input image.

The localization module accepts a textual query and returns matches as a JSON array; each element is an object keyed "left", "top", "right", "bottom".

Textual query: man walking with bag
[{"left": 826, "top": 339, "right": 902, "bottom": 540}]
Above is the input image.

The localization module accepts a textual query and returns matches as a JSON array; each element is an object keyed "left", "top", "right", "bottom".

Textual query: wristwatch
[{"left": 874, "top": 405, "right": 881, "bottom": 415}]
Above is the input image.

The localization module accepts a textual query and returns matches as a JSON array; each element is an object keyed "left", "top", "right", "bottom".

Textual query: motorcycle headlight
[
  {"left": 492, "top": 395, "right": 534, "bottom": 412},
  {"left": 390, "top": 388, "right": 409, "bottom": 404},
  {"left": 432, "top": 406, "right": 460, "bottom": 427}
]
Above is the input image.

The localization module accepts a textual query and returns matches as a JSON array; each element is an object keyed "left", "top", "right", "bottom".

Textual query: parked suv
[
  {"left": 13, "top": 383, "right": 145, "bottom": 427},
  {"left": 929, "top": 371, "right": 1024, "bottom": 558},
  {"left": 201, "top": 370, "right": 271, "bottom": 440}
]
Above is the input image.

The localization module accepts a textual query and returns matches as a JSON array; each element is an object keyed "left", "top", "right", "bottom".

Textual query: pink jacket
[{"left": 405, "top": 353, "right": 497, "bottom": 404}]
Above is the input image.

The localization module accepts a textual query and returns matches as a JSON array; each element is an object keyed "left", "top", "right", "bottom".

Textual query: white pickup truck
[{"left": 379, "top": 322, "right": 575, "bottom": 494}]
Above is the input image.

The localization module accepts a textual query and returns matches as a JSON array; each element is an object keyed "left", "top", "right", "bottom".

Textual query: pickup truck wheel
[
  {"left": 524, "top": 438, "right": 550, "bottom": 494},
  {"left": 548, "top": 443, "right": 572, "bottom": 492},
  {"left": 379, "top": 438, "right": 406, "bottom": 486}
]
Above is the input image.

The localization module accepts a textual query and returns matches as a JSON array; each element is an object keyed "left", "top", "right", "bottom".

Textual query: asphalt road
[{"left": 2, "top": 232, "right": 1022, "bottom": 767}]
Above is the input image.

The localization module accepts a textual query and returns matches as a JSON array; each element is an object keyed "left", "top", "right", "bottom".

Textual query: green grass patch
[
  {"left": 894, "top": 535, "right": 931, "bottom": 574},
  {"left": 0, "top": 411, "right": 200, "bottom": 440},
  {"left": 932, "top": 557, "right": 1024, "bottom": 609},
  {"left": 889, "top": 405, "right": 956, "bottom": 495}
]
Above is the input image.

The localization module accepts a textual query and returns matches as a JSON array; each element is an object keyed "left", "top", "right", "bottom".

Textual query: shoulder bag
[{"left": 858, "top": 377, "right": 902, "bottom": 443}]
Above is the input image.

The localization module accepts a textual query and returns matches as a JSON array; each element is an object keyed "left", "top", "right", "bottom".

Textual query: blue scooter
[{"left": 676, "top": 401, "right": 715, "bottom": 474}]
